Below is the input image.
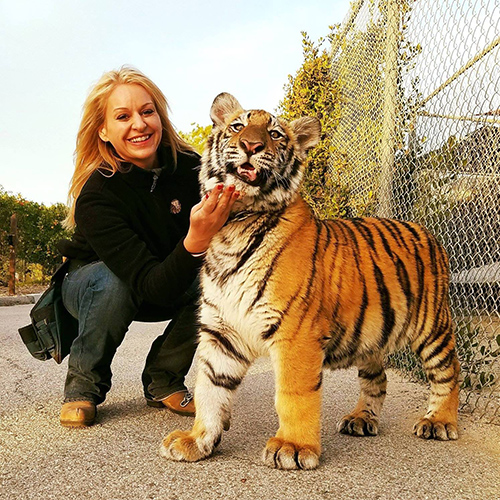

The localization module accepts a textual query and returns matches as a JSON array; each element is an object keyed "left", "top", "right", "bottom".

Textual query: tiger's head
[{"left": 200, "top": 93, "right": 321, "bottom": 214}]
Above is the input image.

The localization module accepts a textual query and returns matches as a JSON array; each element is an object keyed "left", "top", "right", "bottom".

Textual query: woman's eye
[
  {"left": 230, "top": 123, "right": 244, "bottom": 132},
  {"left": 270, "top": 130, "right": 282, "bottom": 140},
  {"left": 116, "top": 114, "right": 128, "bottom": 120},
  {"left": 143, "top": 109, "right": 154, "bottom": 116}
]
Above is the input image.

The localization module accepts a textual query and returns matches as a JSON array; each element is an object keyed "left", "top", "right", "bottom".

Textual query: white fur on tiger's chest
[{"left": 200, "top": 229, "right": 280, "bottom": 356}]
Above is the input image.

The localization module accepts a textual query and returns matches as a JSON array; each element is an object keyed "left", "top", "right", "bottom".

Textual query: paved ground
[{"left": 1, "top": 304, "right": 499, "bottom": 500}]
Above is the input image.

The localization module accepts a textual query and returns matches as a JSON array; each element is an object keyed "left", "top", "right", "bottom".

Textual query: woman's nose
[{"left": 131, "top": 113, "right": 147, "bottom": 130}]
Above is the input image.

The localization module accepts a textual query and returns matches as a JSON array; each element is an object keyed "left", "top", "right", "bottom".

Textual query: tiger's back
[
  {"left": 319, "top": 213, "right": 452, "bottom": 369},
  {"left": 162, "top": 93, "right": 460, "bottom": 470}
]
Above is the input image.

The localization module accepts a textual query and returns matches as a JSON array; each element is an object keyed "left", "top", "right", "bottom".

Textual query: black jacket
[{"left": 58, "top": 148, "right": 202, "bottom": 307}]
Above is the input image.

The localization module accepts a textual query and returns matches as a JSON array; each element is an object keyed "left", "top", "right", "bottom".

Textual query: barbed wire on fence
[{"left": 330, "top": 0, "right": 500, "bottom": 423}]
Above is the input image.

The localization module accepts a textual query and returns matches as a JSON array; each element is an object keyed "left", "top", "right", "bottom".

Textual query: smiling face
[{"left": 99, "top": 83, "right": 162, "bottom": 170}]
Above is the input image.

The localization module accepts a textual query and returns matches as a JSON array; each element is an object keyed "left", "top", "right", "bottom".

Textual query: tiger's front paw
[
  {"left": 413, "top": 417, "right": 458, "bottom": 441},
  {"left": 262, "top": 437, "right": 320, "bottom": 470},
  {"left": 160, "top": 429, "right": 213, "bottom": 462},
  {"left": 337, "top": 410, "right": 379, "bottom": 436}
]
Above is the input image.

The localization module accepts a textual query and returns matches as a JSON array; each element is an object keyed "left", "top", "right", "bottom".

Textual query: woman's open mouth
[{"left": 128, "top": 134, "right": 152, "bottom": 144}]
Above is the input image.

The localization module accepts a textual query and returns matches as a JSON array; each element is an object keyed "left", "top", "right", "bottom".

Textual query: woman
[{"left": 57, "top": 66, "right": 238, "bottom": 427}]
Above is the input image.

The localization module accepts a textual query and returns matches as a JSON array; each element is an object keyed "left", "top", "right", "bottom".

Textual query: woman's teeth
[{"left": 130, "top": 135, "right": 150, "bottom": 143}]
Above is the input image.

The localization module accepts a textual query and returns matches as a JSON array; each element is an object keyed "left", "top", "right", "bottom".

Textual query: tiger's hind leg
[
  {"left": 412, "top": 316, "right": 460, "bottom": 441},
  {"left": 337, "top": 355, "right": 387, "bottom": 437}
]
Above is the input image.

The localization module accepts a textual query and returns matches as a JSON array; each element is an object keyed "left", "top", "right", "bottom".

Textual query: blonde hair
[{"left": 64, "top": 66, "right": 194, "bottom": 228}]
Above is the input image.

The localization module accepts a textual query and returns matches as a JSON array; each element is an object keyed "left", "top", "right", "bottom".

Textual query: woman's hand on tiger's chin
[{"left": 184, "top": 184, "right": 240, "bottom": 254}]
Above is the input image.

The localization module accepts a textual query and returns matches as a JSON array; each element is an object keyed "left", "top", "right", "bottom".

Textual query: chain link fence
[{"left": 330, "top": 0, "right": 500, "bottom": 422}]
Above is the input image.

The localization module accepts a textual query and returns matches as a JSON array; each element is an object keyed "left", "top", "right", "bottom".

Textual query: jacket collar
[{"left": 104, "top": 145, "right": 177, "bottom": 188}]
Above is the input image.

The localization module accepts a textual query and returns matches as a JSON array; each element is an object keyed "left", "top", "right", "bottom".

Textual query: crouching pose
[
  {"left": 57, "top": 69, "right": 239, "bottom": 427},
  {"left": 161, "top": 93, "right": 460, "bottom": 469}
]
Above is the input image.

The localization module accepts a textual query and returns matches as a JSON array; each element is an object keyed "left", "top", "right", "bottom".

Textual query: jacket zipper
[{"left": 150, "top": 173, "right": 159, "bottom": 192}]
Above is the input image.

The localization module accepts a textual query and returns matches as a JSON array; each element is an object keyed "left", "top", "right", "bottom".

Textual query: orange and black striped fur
[{"left": 161, "top": 93, "right": 460, "bottom": 470}]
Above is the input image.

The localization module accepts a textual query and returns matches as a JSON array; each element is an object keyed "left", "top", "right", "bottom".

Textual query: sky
[{"left": 0, "top": 0, "right": 351, "bottom": 206}]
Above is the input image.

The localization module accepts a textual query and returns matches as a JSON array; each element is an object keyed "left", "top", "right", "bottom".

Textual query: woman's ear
[{"left": 99, "top": 127, "right": 108, "bottom": 142}]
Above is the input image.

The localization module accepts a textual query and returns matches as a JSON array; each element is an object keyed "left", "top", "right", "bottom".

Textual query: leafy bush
[
  {"left": 180, "top": 123, "right": 212, "bottom": 154},
  {"left": 457, "top": 324, "right": 500, "bottom": 390},
  {"left": 278, "top": 29, "right": 349, "bottom": 219},
  {"left": 0, "top": 186, "right": 72, "bottom": 284}
]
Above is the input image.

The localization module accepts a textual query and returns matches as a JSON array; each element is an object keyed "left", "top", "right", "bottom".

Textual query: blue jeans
[{"left": 61, "top": 261, "right": 199, "bottom": 405}]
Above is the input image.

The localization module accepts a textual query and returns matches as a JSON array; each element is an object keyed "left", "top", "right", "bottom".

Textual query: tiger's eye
[
  {"left": 231, "top": 123, "right": 244, "bottom": 132},
  {"left": 270, "top": 130, "right": 282, "bottom": 140}
]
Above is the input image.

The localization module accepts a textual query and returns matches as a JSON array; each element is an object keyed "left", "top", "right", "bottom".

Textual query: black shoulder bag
[{"left": 18, "top": 260, "right": 78, "bottom": 364}]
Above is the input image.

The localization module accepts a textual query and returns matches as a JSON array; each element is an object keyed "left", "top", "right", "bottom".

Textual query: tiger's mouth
[{"left": 236, "top": 162, "right": 261, "bottom": 186}]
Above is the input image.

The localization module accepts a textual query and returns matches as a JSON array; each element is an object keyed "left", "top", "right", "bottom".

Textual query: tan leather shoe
[
  {"left": 149, "top": 390, "right": 195, "bottom": 416},
  {"left": 60, "top": 401, "right": 96, "bottom": 428}
]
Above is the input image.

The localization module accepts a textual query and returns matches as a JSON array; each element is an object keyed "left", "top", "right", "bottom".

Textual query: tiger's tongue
[{"left": 237, "top": 164, "right": 257, "bottom": 182}]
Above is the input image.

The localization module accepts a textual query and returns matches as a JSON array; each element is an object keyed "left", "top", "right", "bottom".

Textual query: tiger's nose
[{"left": 241, "top": 139, "right": 264, "bottom": 155}]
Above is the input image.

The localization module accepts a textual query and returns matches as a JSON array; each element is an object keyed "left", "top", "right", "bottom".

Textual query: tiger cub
[{"left": 161, "top": 93, "right": 460, "bottom": 470}]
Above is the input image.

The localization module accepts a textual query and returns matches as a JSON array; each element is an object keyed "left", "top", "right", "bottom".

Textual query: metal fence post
[
  {"left": 8, "top": 213, "right": 17, "bottom": 296},
  {"left": 378, "top": 0, "right": 400, "bottom": 218}
]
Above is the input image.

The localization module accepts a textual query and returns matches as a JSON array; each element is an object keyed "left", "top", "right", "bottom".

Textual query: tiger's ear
[
  {"left": 210, "top": 93, "right": 244, "bottom": 127},
  {"left": 289, "top": 117, "right": 321, "bottom": 152}
]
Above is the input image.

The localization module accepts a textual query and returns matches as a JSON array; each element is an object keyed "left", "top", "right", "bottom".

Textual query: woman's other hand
[{"left": 183, "top": 184, "right": 239, "bottom": 254}]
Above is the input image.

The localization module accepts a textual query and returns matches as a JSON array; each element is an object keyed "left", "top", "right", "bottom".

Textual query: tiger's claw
[
  {"left": 160, "top": 430, "right": 212, "bottom": 462},
  {"left": 262, "top": 437, "right": 320, "bottom": 470},
  {"left": 413, "top": 418, "right": 458, "bottom": 441},
  {"left": 337, "top": 412, "right": 379, "bottom": 436}
]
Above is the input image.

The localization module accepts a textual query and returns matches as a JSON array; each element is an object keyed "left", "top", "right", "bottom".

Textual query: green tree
[
  {"left": 180, "top": 123, "right": 212, "bottom": 154},
  {"left": 0, "top": 186, "right": 72, "bottom": 283},
  {"left": 278, "top": 28, "right": 348, "bottom": 219}
]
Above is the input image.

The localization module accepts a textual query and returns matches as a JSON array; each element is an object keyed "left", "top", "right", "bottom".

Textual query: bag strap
[{"left": 51, "top": 260, "right": 71, "bottom": 284}]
